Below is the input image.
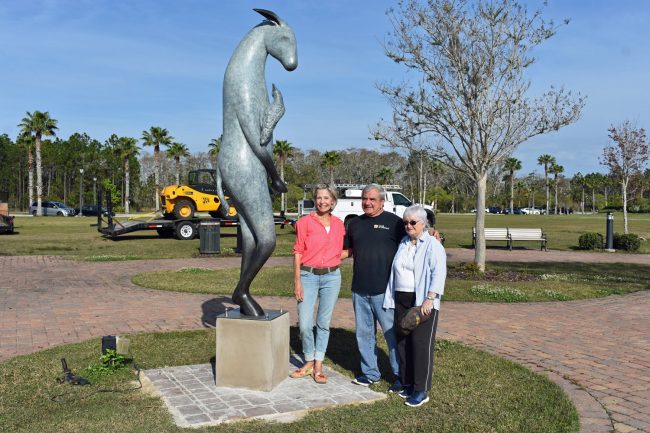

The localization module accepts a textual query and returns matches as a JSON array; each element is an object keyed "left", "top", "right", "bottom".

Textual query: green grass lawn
[
  {"left": 0, "top": 329, "right": 578, "bottom": 433},
  {"left": 1, "top": 212, "right": 648, "bottom": 259},
  {"left": 0, "top": 216, "right": 297, "bottom": 259},
  {"left": 435, "top": 212, "right": 650, "bottom": 252},
  {"left": 133, "top": 261, "right": 650, "bottom": 302}
]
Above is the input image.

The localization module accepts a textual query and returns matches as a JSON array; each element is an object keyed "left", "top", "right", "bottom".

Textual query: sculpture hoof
[
  {"left": 271, "top": 179, "right": 288, "bottom": 194},
  {"left": 232, "top": 290, "right": 265, "bottom": 317}
]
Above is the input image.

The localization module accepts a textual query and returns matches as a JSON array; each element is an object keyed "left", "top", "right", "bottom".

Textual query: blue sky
[{"left": 1, "top": 0, "right": 648, "bottom": 176}]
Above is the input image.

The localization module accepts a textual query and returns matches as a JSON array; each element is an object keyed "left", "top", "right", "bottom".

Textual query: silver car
[{"left": 30, "top": 201, "right": 76, "bottom": 216}]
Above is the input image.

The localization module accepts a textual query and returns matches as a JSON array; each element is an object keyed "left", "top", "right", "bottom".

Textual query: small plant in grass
[
  {"left": 469, "top": 284, "right": 528, "bottom": 302},
  {"left": 177, "top": 267, "right": 212, "bottom": 274},
  {"left": 539, "top": 289, "right": 571, "bottom": 301},
  {"left": 85, "top": 254, "right": 138, "bottom": 261},
  {"left": 613, "top": 233, "right": 641, "bottom": 251},
  {"left": 578, "top": 232, "right": 603, "bottom": 250},
  {"left": 540, "top": 273, "right": 575, "bottom": 281},
  {"left": 85, "top": 349, "right": 129, "bottom": 377}
]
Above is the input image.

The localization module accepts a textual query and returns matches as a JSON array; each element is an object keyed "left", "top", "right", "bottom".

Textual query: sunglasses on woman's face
[{"left": 403, "top": 220, "right": 419, "bottom": 226}]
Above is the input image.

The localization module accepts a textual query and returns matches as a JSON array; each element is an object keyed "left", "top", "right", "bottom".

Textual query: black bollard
[{"left": 605, "top": 212, "right": 615, "bottom": 251}]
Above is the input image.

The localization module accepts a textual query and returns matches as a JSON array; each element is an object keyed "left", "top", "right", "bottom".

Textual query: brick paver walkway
[{"left": 1, "top": 249, "right": 649, "bottom": 432}]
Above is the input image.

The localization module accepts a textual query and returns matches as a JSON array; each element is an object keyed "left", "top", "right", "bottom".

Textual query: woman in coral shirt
[{"left": 290, "top": 184, "right": 345, "bottom": 384}]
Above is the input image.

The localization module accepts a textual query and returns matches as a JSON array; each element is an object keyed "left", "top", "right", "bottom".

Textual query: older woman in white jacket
[{"left": 383, "top": 205, "right": 446, "bottom": 407}]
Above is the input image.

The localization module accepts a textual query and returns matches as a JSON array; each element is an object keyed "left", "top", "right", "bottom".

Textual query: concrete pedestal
[{"left": 215, "top": 309, "right": 289, "bottom": 392}]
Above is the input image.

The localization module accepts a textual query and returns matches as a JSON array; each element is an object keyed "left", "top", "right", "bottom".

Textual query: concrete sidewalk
[{"left": 1, "top": 250, "right": 649, "bottom": 432}]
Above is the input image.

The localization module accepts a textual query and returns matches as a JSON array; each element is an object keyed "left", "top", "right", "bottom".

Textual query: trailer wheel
[
  {"left": 173, "top": 199, "right": 195, "bottom": 219},
  {"left": 175, "top": 221, "right": 197, "bottom": 240}
]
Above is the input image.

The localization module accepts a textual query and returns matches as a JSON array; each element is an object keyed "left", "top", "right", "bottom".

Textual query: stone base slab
[{"left": 142, "top": 357, "right": 387, "bottom": 427}]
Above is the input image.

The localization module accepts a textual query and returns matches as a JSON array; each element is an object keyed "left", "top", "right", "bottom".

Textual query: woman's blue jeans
[{"left": 297, "top": 268, "right": 341, "bottom": 362}]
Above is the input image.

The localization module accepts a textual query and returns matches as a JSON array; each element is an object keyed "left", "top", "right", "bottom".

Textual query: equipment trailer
[{"left": 97, "top": 190, "right": 293, "bottom": 240}]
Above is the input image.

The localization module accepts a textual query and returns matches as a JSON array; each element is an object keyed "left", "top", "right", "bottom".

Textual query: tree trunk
[
  {"left": 474, "top": 173, "right": 487, "bottom": 272},
  {"left": 592, "top": 188, "right": 596, "bottom": 213},
  {"left": 622, "top": 179, "right": 628, "bottom": 234},
  {"left": 604, "top": 186, "right": 609, "bottom": 207},
  {"left": 28, "top": 149, "right": 34, "bottom": 212},
  {"left": 509, "top": 173, "right": 514, "bottom": 214},
  {"left": 554, "top": 177, "right": 558, "bottom": 214},
  {"left": 280, "top": 160, "right": 285, "bottom": 213},
  {"left": 154, "top": 146, "right": 160, "bottom": 211},
  {"left": 175, "top": 158, "right": 180, "bottom": 185},
  {"left": 35, "top": 135, "right": 43, "bottom": 215},
  {"left": 545, "top": 171, "right": 549, "bottom": 214},
  {"left": 125, "top": 158, "right": 130, "bottom": 214}
]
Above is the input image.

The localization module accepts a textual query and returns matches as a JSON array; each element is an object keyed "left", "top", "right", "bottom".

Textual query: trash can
[{"left": 199, "top": 219, "right": 220, "bottom": 254}]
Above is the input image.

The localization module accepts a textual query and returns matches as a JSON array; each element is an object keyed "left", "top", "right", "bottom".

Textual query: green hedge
[{"left": 578, "top": 232, "right": 603, "bottom": 250}]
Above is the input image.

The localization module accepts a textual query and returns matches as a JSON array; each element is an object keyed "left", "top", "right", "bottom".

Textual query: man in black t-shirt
[{"left": 342, "top": 184, "right": 405, "bottom": 390}]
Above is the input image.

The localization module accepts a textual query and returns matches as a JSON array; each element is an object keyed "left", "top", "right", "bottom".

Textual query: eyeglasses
[{"left": 403, "top": 220, "right": 419, "bottom": 226}]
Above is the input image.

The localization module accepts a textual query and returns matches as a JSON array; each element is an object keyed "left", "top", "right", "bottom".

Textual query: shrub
[
  {"left": 578, "top": 232, "right": 603, "bottom": 250},
  {"left": 613, "top": 233, "right": 641, "bottom": 251}
]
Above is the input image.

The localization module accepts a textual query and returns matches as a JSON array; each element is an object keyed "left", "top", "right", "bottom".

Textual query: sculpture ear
[{"left": 253, "top": 8, "right": 281, "bottom": 25}]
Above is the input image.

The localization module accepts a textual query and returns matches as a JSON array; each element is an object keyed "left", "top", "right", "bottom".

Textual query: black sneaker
[
  {"left": 398, "top": 385, "right": 413, "bottom": 399},
  {"left": 388, "top": 379, "right": 404, "bottom": 393},
  {"left": 352, "top": 376, "right": 377, "bottom": 387}
]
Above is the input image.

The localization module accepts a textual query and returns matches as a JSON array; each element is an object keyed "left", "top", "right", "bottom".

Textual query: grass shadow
[{"left": 200, "top": 296, "right": 235, "bottom": 327}]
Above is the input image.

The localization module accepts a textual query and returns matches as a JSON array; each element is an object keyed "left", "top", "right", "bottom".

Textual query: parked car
[
  {"left": 488, "top": 206, "right": 503, "bottom": 214},
  {"left": 75, "top": 204, "right": 113, "bottom": 217},
  {"left": 30, "top": 201, "right": 76, "bottom": 216},
  {"left": 520, "top": 207, "right": 541, "bottom": 215},
  {"left": 504, "top": 207, "right": 524, "bottom": 215}
]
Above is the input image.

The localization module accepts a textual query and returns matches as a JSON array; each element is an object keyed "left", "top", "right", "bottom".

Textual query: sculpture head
[{"left": 254, "top": 8, "right": 298, "bottom": 71}]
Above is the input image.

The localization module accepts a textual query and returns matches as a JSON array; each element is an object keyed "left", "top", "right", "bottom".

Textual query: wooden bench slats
[{"left": 473, "top": 227, "right": 547, "bottom": 251}]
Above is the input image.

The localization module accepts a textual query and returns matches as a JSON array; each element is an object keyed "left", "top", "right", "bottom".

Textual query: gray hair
[
  {"left": 403, "top": 205, "right": 429, "bottom": 228},
  {"left": 312, "top": 183, "right": 338, "bottom": 209},
  {"left": 362, "top": 183, "right": 386, "bottom": 200}
]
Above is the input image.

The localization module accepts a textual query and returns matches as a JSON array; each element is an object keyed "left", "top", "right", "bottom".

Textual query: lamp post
[
  {"left": 93, "top": 177, "right": 97, "bottom": 206},
  {"left": 79, "top": 168, "right": 84, "bottom": 216}
]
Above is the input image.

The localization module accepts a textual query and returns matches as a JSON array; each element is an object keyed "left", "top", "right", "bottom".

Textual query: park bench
[
  {"left": 472, "top": 227, "right": 509, "bottom": 248},
  {"left": 508, "top": 228, "right": 547, "bottom": 251},
  {"left": 472, "top": 227, "right": 548, "bottom": 251}
]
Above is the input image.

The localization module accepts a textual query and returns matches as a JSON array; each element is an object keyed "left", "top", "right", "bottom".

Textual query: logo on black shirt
[{"left": 373, "top": 224, "right": 389, "bottom": 230}]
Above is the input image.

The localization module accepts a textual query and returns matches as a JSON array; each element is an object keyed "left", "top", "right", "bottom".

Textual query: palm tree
[
  {"left": 16, "top": 135, "right": 35, "bottom": 212},
  {"left": 141, "top": 126, "right": 173, "bottom": 211},
  {"left": 537, "top": 154, "right": 556, "bottom": 214},
  {"left": 208, "top": 135, "right": 222, "bottom": 168},
  {"left": 273, "top": 140, "right": 294, "bottom": 213},
  {"left": 514, "top": 180, "right": 527, "bottom": 208},
  {"left": 321, "top": 151, "right": 342, "bottom": 185},
  {"left": 18, "top": 111, "right": 58, "bottom": 216},
  {"left": 111, "top": 135, "right": 139, "bottom": 214},
  {"left": 167, "top": 142, "right": 190, "bottom": 185},
  {"left": 502, "top": 157, "right": 522, "bottom": 214},
  {"left": 549, "top": 163, "right": 564, "bottom": 214},
  {"left": 571, "top": 172, "right": 586, "bottom": 214},
  {"left": 584, "top": 172, "right": 601, "bottom": 213}
]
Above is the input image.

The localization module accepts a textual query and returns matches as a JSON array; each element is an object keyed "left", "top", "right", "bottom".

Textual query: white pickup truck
[{"left": 298, "top": 184, "right": 435, "bottom": 228}]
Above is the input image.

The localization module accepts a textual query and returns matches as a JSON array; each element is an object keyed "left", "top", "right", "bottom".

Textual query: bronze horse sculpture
[{"left": 216, "top": 9, "right": 297, "bottom": 317}]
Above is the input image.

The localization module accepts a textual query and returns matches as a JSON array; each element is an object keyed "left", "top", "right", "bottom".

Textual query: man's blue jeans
[
  {"left": 352, "top": 291, "right": 400, "bottom": 381},
  {"left": 297, "top": 269, "right": 341, "bottom": 362}
]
